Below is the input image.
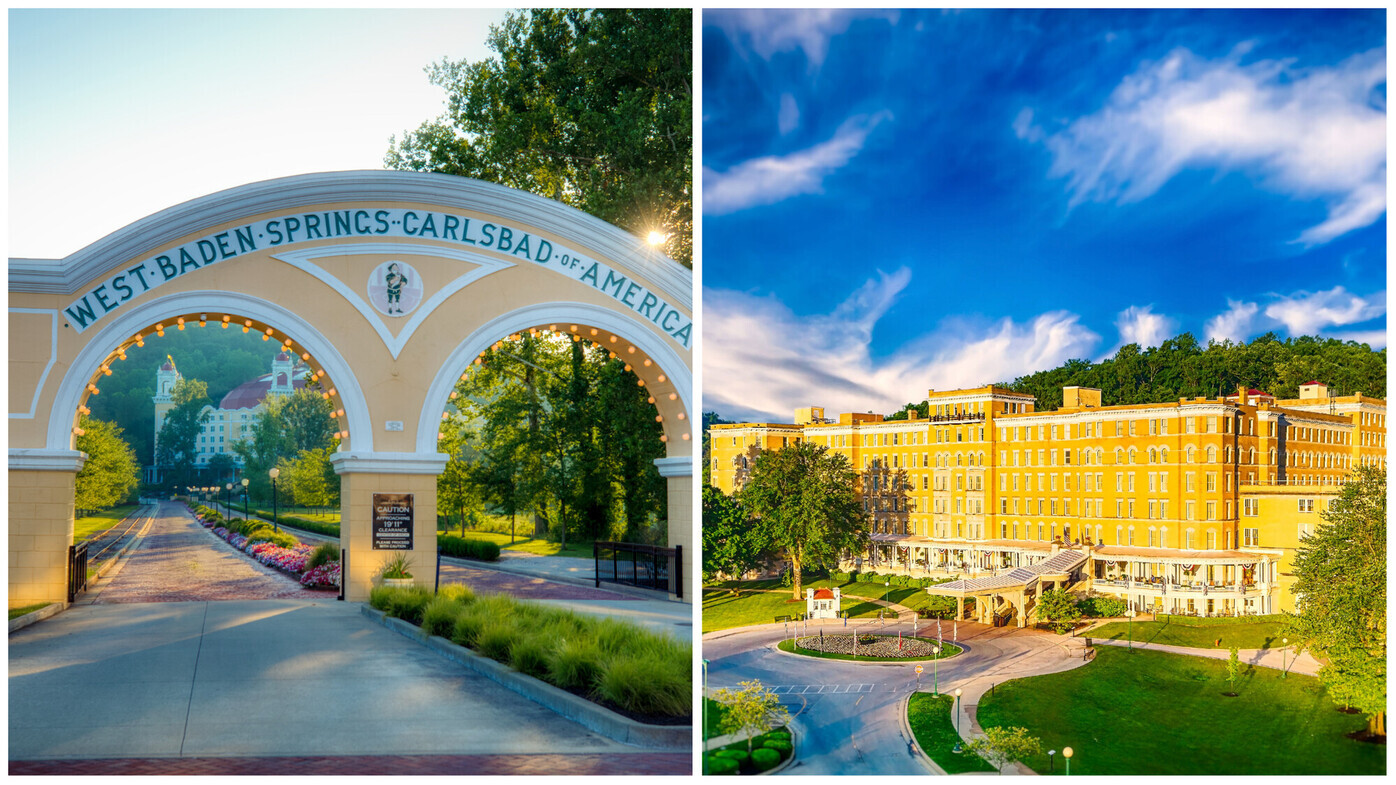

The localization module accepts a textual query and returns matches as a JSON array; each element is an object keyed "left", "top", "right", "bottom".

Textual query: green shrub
[
  {"left": 372, "top": 585, "right": 433, "bottom": 625},
  {"left": 1079, "top": 596, "right": 1128, "bottom": 618},
  {"left": 762, "top": 738, "right": 793, "bottom": 751},
  {"left": 421, "top": 595, "right": 466, "bottom": 638},
  {"left": 765, "top": 729, "right": 791, "bottom": 741},
  {"left": 476, "top": 618, "right": 520, "bottom": 662},
  {"left": 275, "top": 513, "right": 340, "bottom": 538},
  {"left": 595, "top": 650, "right": 690, "bottom": 717},
  {"left": 450, "top": 611, "right": 487, "bottom": 648},
  {"left": 509, "top": 633, "right": 552, "bottom": 678},
  {"left": 437, "top": 583, "right": 475, "bottom": 605},
  {"left": 247, "top": 530, "right": 298, "bottom": 549},
  {"left": 752, "top": 747, "right": 781, "bottom": 771},
  {"left": 546, "top": 636, "right": 606, "bottom": 690},
  {"left": 891, "top": 574, "right": 911, "bottom": 587},
  {"left": 437, "top": 534, "right": 501, "bottom": 562},
  {"left": 830, "top": 571, "right": 851, "bottom": 583},
  {"left": 368, "top": 585, "right": 395, "bottom": 613},
  {"left": 703, "top": 756, "right": 739, "bottom": 775},
  {"left": 714, "top": 749, "right": 748, "bottom": 762},
  {"left": 305, "top": 542, "right": 340, "bottom": 570}
]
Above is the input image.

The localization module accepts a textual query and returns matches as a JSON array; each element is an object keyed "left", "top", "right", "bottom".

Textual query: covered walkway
[{"left": 925, "top": 548, "right": 1089, "bottom": 627}]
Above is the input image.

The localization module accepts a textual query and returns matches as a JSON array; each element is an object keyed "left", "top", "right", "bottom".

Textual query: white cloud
[
  {"left": 1032, "top": 46, "right": 1386, "bottom": 245},
  {"left": 703, "top": 272, "right": 1100, "bottom": 422},
  {"left": 703, "top": 112, "right": 890, "bottom": 215},
  {"left": 778, "top": 93, "right": 800, "bottom": 134},
  {"left": 1204, "top": 299, "right": 1260, "bottom": 344},
  {"left": 1113, "top": 305, "right": 1176, "bottom": 350},
  {"left": 1263, "top": 286, "right": 1386, "bottom": 336},
  {"left": 711, "top": 9, "right": 898, "bottom": 68}
]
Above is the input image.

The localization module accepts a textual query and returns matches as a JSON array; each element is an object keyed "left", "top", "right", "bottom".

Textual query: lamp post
[
  {"left": 240, "top": 478, "right": 249, "bottom": 521},
  {"left": 883, "top": 580, "right": 890, "bottom": 621},
  {"left": 269, "top": 467, "right": 280, "bottom": 533},
  {"left": 1281, "top": 637, "right": 1288, "bottom": 678},
  {"left": 1048, "top": 749, "right": 1055, "bottom": 774},
  {"left": 702, "top": 658, "right": 709, "bottom": 754},
  {"left": 952, "top": 687, "right": 963, "bottom": 753},
  {"left": 1063, "top": 746, "right": 1073, "bottom": 776},
  {"left": 225, "top": 482, "right": 233, "bottom": 514},
  {"left": 1126, "top": 608, "right": 1137, "bottom": 651},
  {"left": 932, "top": 645, "right": 940, "bottom": 695}
]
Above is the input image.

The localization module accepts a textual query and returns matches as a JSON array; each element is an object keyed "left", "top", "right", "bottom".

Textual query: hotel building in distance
[{"left": 708, "top": 382, "right": 1385, "bottom": 622}]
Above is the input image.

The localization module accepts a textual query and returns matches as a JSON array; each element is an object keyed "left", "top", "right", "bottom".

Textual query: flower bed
[
  {"left": 780, "top": 634, "right": 963, "bottom": 662},
  {"left": 190, "top": 503, "right": 338, "bottom": 591}
]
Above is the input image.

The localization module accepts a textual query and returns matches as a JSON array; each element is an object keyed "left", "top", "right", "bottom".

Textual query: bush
[
  {"left": 714, "top": 749, "right": 748, "bottom": 762},
  {"left": 595, "top": 649, "right": 690, "bottom": 717},
  {"left": 546, "top": 636, "right": 606, "bottom": 690},
  {"left": 274, "top": 513, "right": 340, "bottom": 538},
  {"left": 751, "top": 747, "right": 781, "bottom": 771},
  {"left": 1079, "top": 596, "right": 1128, "bottom": 618},
  {"left": 761, "top": 738, "right": 793, "bottom": 751},
  {"left": 421, "top": 595, "right": 465, "bottom": 638},
  {"left": 370, "top": 585, "right": 433, "bottom": 625},
  {"left": 704, "top": 756, "right": 739, "bottom": 775},
  {"left": 305, "top": 541, "right": 340, "bottom": 571},
  {"left": 247, "top": 530, "right": 298, "bottom": 549},
  {"left": 476, "top": 618, "right": 520, "bottom": 663},
  {"left": 450, "top": 611, "right": 487, "bottom": 648},
  {"left": 437, "top": 534, "right": 501, "bottom": 562},
  {"left": 830, "top": 571, "right": 852, "bottom": 583},
  {"left": 509, "top": 633, "right": 552, "bottom": 679}
]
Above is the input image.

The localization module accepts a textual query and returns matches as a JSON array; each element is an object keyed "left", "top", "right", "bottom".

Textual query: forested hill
[
  {"left": 1005, "top": 333, "right": 1385, "bottom": 410},
  {"left": 886, "top": 333, "right": 1386, "bottom": 418},
  {"left": 86, "top": 328, "right": 289, "bottom": 465}
]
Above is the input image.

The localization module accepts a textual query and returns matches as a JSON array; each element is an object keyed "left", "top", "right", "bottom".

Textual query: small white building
[{"left": 805, "top": 587, "right": 841, "bottom": 619}]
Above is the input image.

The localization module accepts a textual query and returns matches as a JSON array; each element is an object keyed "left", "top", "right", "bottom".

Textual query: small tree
[
  {"left": 1037, "top": 589, "right": 1083, "bottom": 634},
  {"left": 713, "top": 679, "right": 791, "bottom": 754},
  {"left": 965, "top": 726, "right": 1043, "bottom": 775},
  {"left": 1226, "top": 645, "right": 1241, "bottom": 696}
]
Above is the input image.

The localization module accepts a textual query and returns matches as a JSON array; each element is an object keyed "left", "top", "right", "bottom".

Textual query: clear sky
[
  {"left": 9, "top": 8, "right": 511, "bottom": 259},
  {"left": 701, "top": 9, "right": 1387, "bottom": 423}
]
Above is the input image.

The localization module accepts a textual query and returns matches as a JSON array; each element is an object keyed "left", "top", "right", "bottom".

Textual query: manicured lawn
[
  {"left": 9, "top": 603, "right": 49, "bottom": 620},
  {"left": 73, "top": 504, "right": 140, "bottom": 542},
  {"left": 776, "top": 636, "right": 963, "bottom": 663},
  {"left": 437, "top": 530, "right": 595, "bottom": 559},
  {"left": 906, "top": 692, "right": 995, "bottom": 774},
  {"left": 703, "top": 577, "right": 964, "bottom": 633},
  {"left": 703, "top": 589, "right": 809, "bottom": 633},
  {"left": 1092, "top": 615, "right": 1288, "bottom": 650},
  {"left": 975, "top": 646, "right": 1384, "bottom": 775}
]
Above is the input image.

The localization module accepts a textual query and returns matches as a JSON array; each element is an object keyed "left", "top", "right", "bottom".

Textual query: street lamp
[
  {"left": 702, "top": 658, "right": 709, "bottom": 754},
  {"left": 1063, "top": 746, "right": 1073, "bottom": 776},
  {"left": 1281, "top": 637, "right": 1288, "bottom": 678},
  {"left": 932, "top": 645, "right": 940, "bottom": 695},
  {"left": 269, "top": 467, "right": 281, "bottom": 533},
  {"left": 1047, "top": 749, "right": 1055, "bottom": 774},
  {"left": 241, "top": 477, "right": 250, "bottom": 520},
  {"left": 1125, "top": 608, "right": 1137, "bottom": 651},
  {"left": 883, "top": 580, "right": 890, "bottom": 620},
  {"left": 952, "top": 687, "right": 963, "bottom": 753},
  {"left": 225, "top": 482, "right": 233, "bottom": 512}
]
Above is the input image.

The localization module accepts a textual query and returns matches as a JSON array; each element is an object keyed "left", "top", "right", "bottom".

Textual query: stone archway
[{"left": 9, "top": 171, "right": 693, "bottom": 605}]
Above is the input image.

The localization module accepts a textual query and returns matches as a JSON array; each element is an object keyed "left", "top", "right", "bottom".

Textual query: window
[
  {"left": 1206, "top": 501, "right": 1216, "bottom": 520},
  {"left": 1206, "top": 473, "right": 1216, "bottom": 492},
  {"left": 1243, "top": 528, "right": 1259, "bottom": 547},
  {"left": 1185, "top": 501, "right": 1195, "bottom": 520},
  {"left": 1243, "top": 499, "right": 1258, "bottom": 516},
  {"left": 1298, "top": 498, "right": 1315, "bottom": 513}
]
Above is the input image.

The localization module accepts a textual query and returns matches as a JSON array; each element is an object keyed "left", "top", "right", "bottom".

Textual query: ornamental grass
[{"left": 372, "top": 585, "right": 691, "bottom": 719}]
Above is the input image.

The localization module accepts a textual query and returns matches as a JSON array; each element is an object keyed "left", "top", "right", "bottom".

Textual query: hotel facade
[{"left": 709, "top": 382, "right": 1385, "bottom": 621}]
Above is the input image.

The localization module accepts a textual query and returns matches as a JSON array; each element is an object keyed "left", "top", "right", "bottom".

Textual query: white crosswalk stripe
[{"left": 764, "top": 683, "right": 877, "bottom": 695}]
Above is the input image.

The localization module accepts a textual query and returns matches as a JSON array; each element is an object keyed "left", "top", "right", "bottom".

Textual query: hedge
[
  {"left": 751, "top": 748, "right": 781, "bottom": 771},
  {"left": 437, "top": 534, "right": 501, "bottom": 562}
]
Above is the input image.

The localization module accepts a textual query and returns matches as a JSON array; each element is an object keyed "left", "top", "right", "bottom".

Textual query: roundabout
[
  {"left": 778, "top": 635, "right": 963, "bottom": 663},
  {"left": 703, "top": 617, "right": 1084, "bottom": 775}
]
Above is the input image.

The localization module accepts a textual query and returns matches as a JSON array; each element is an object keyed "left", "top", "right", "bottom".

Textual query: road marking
[{"left": 764, "top": 684, "right": 876, "bottom": 695}]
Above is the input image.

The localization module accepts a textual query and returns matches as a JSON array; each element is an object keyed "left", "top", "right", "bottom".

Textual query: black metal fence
[
  {"left": 67, "top": 541, "right": 89, "bottom": 603},
  {"left": 594, "top": 541, "right": 682, "bottom": 598}
]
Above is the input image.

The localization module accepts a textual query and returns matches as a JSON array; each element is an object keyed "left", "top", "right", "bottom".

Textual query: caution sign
[{"left": 372, "top": 493, "right": 414, "bottom": 550}]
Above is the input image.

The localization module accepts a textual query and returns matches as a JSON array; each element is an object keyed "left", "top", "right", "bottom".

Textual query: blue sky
[
  {"left": 701, "top": 9, "right": 1387, "bottom": 422},
  {"left": 9, "top": 9, "right": 509, "bottom": 259}
]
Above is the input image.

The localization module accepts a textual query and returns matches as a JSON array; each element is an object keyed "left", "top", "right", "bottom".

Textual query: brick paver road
[
  {"left": 90, "top": 501, "right": 311, "bottom": 604},
  {"left": 439, "top": 563, "right": 634, "bottom": 601}
]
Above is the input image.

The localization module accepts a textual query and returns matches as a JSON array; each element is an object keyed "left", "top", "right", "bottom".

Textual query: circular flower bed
[{"left": 794, "top": 634, "right": 943, "bottom": 659}]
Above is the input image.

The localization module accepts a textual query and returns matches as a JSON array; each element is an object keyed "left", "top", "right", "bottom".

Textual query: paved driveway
[{"left": 703, "top": 619, "right": 1076, "bottom": 775}]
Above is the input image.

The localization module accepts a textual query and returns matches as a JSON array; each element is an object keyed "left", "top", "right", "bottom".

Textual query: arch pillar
[
  {"left": 654, "top": 455, "right": 693, "bottom": 597},
  {"left": 331, "top": 451, "right": 449, "bottom": 602},
  {"left": 9, "top": 449, "right": 86, "bottom": 606}
]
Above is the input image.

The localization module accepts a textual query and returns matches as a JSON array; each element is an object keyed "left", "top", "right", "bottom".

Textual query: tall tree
[
  {"left": 1285, "top": 466, "right": 1386, "bottom": 739},
  {"left": 233, "top": 388, "right": 337, "bottom": 500},
  {"left": 154, "top": 378, "right": 211, "bottom": 487},
  {"left": 702, "top": 483, "right": 763, "bottom": 584},
  {"left": 386, "top": 8, "right": 693, "bottom": 267},
  {"left": 74, "top": 417, "right": 140, "bottom": 509},
  {"left": 740, "top": 441, "right": 869, "bottom": 600}
]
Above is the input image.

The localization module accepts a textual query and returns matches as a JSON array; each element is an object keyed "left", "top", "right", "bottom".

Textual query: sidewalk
[{"left": 1092, "top": 638, "right": 1321, "bottom": 676}]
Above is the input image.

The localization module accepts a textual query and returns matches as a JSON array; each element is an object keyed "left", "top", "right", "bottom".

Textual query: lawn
[
  {"left": 437, "top": 530, "right": 595, "bottom": 559},
  {"left": 776, "top": 636, "right": 962, "bottom": 662},
  {"left": 73, "top": 504, "right": 140, "bottom": 542},
  {"left": 1091, "top": 614, "right": 1288, "bottom": 650},
  {"left": 975, "top": 646, "right": 1384, "bottom": 775},
  {"left": 906, "top": 692, "right": 995, "bottom": 774},
  {"left": 9, "top": 603, "right": 49, "bottom": 620},
  {"left": 702, "top": 577, "right": 963, "bottom": 633}
]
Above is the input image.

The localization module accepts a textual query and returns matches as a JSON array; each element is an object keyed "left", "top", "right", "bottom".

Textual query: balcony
[{"left": 926, "top": 412, "right": 987, "bottom": 424}]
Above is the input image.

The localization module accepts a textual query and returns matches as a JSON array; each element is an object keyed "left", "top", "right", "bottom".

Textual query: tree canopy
[
  {"left": 233, "top": 387, "right": 338, "bottom": 501},
  {"left": 702, "top": 482, "right": 761, "bottom": 583},
  {"left": 74, "top": 416, "right": 140, "bottom": 509},
  {"left": 739, "top": 440, "right": 869, "bottom": 599},
  {"left": 386, "top": 8, "right": 693, "bottom": 267},
  {"left": 154, "top": 378, "right": 211, "bottom": 487},
  {"left": 1286, "top": 466, "right": 1386, "bottom": 738}
]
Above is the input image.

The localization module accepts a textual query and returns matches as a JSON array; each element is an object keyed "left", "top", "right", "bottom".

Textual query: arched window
[
  {"left": 1160, "top": 448, "right": 1169, "bottom": 464},
  {"left": 1149, "top": 448, "right": 1157, "bottom": 463},
  {"left": 1248, "top": 448, "right": 1255, "bottom": 465},
  {"left": 1208, "top": 446, "right": 1218, "bottom": 463},
  {"left": 1186, "top": 446, "right": 1195, "bottom": 464},
  {"left": 1115, "top": 525, "right": 1123, "bottom": 544},
  {"left": 1115, "top": 448, "right": 1124, "bottom": 465},
  {"left": 1128, "top": 447, "right": 1137, "bottom": 464}
]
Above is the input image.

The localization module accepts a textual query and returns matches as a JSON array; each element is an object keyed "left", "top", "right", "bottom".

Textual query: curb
[
  {"left": 898, "top": 691, "right": 947, "bottom": 775},
  {"left": 360, "top": 605, "right": 691, "bottom": 750},
  {"left": 8, "top": 602, "right": 66, "bottom": 634}
]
